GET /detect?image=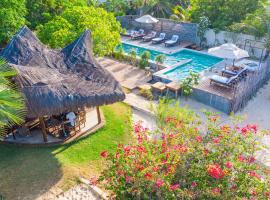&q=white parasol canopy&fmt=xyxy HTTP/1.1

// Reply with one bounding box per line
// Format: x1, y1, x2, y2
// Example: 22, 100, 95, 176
135, 15, 159, 24
208, 43, 249, 60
